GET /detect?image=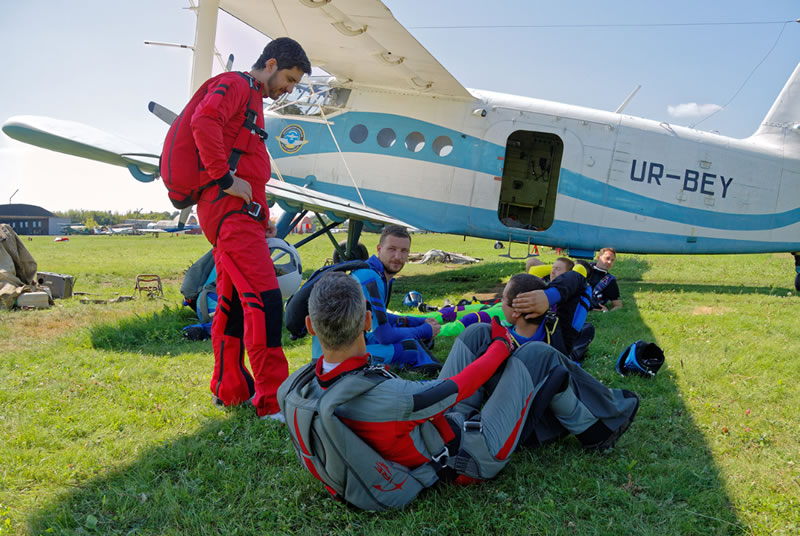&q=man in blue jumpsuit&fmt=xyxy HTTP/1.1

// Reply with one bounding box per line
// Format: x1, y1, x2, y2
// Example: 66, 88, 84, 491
312, 225, 442, 373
